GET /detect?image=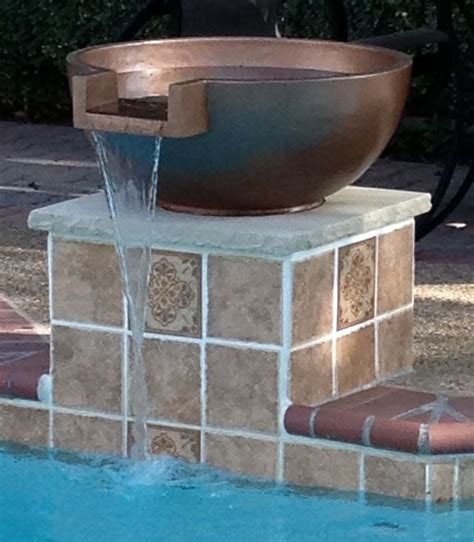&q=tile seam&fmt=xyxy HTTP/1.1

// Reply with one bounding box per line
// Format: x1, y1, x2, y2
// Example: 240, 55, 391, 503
121, 294, 129, 457
374, 234, 380, 378
200, 252, 209, 463
47, 234, 54, 448
453, 458, 460, 502
277, 257, 293, 481
205, 426, 279, 442
425, 463, 432, 506
291, 303, 414, 352
52, 406, 123, 421
331, 248, 339, 396
290, 219, 413, 263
